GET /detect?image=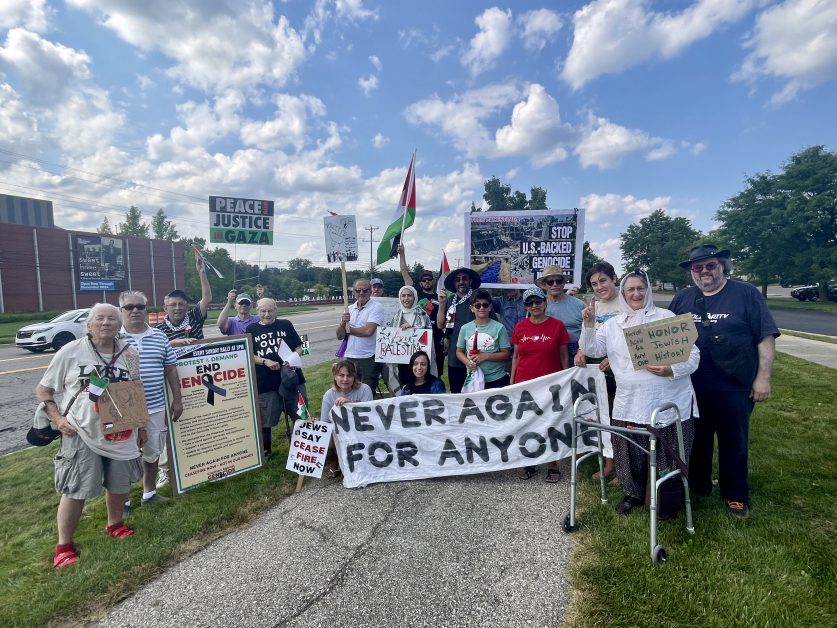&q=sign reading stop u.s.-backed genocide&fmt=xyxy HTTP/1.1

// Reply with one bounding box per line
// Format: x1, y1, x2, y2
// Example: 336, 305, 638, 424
622, 314, 698, 370
166, 335, 263, 495
331, 368, 606, 488
286, 420, 333, 478
209, 195, 274, 245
